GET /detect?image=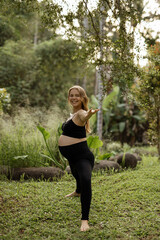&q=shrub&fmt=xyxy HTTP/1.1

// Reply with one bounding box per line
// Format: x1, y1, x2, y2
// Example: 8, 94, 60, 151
0, 106, 64, 168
